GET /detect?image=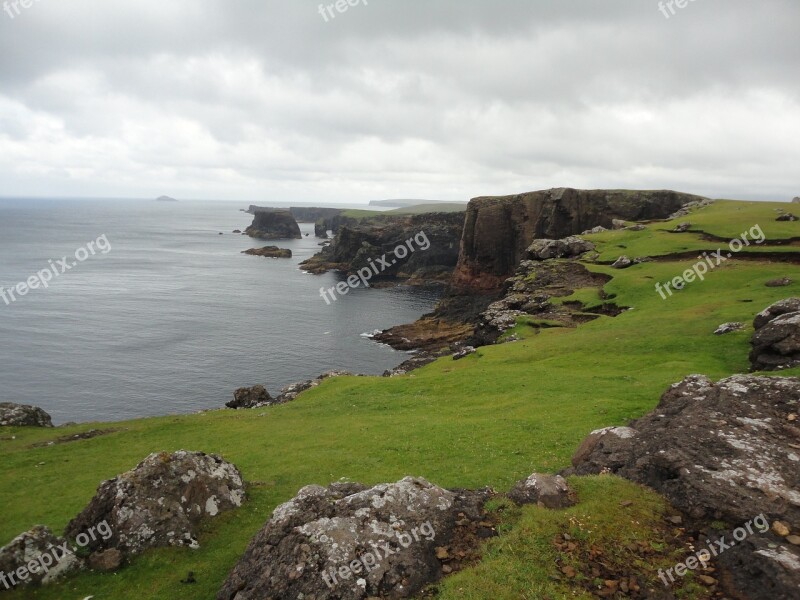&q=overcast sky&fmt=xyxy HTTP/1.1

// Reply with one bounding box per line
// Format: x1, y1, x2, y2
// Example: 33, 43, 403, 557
0, 1, 798, 204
